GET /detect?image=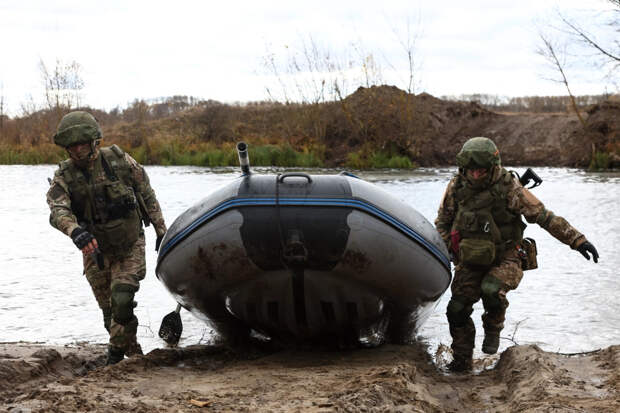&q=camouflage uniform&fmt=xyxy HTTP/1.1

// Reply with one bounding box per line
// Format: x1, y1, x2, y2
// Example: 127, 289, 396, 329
435, 137, 597, 370
47, 144, 166, 359
436, 166, 586, 360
